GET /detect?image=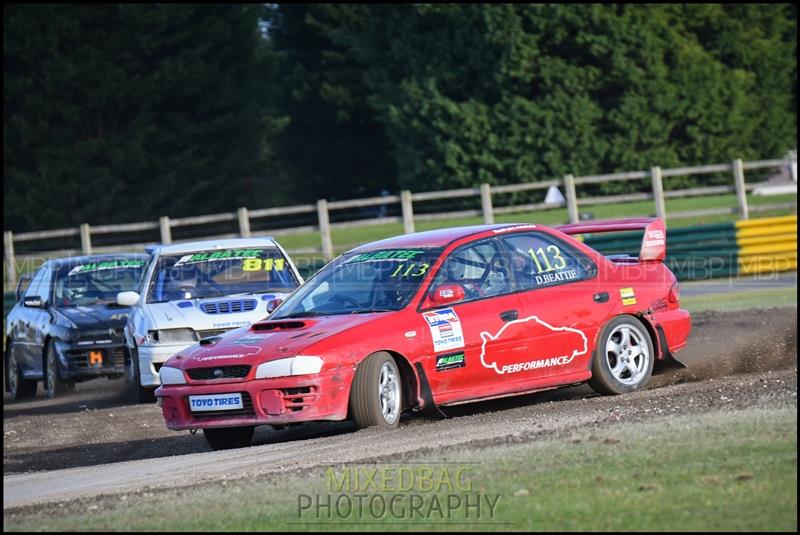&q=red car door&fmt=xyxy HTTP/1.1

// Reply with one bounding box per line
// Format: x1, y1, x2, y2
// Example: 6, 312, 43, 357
496, 231, 614, 383
417, 238, 529, 405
